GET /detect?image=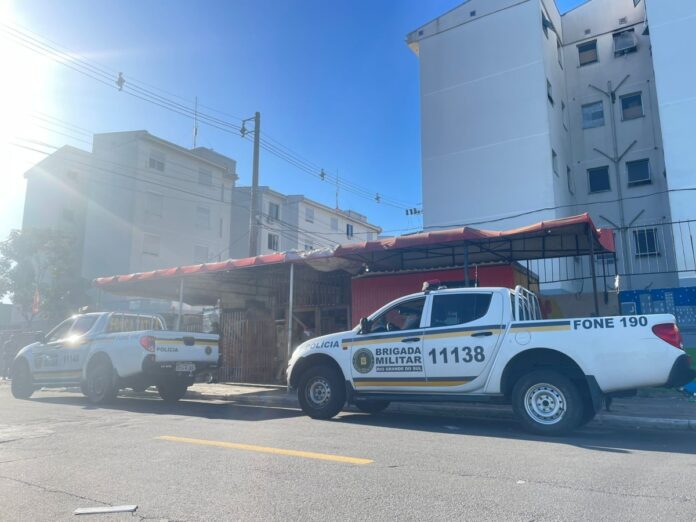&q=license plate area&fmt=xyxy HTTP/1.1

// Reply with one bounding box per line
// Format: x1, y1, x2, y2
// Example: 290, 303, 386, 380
175, 362, 196, 373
